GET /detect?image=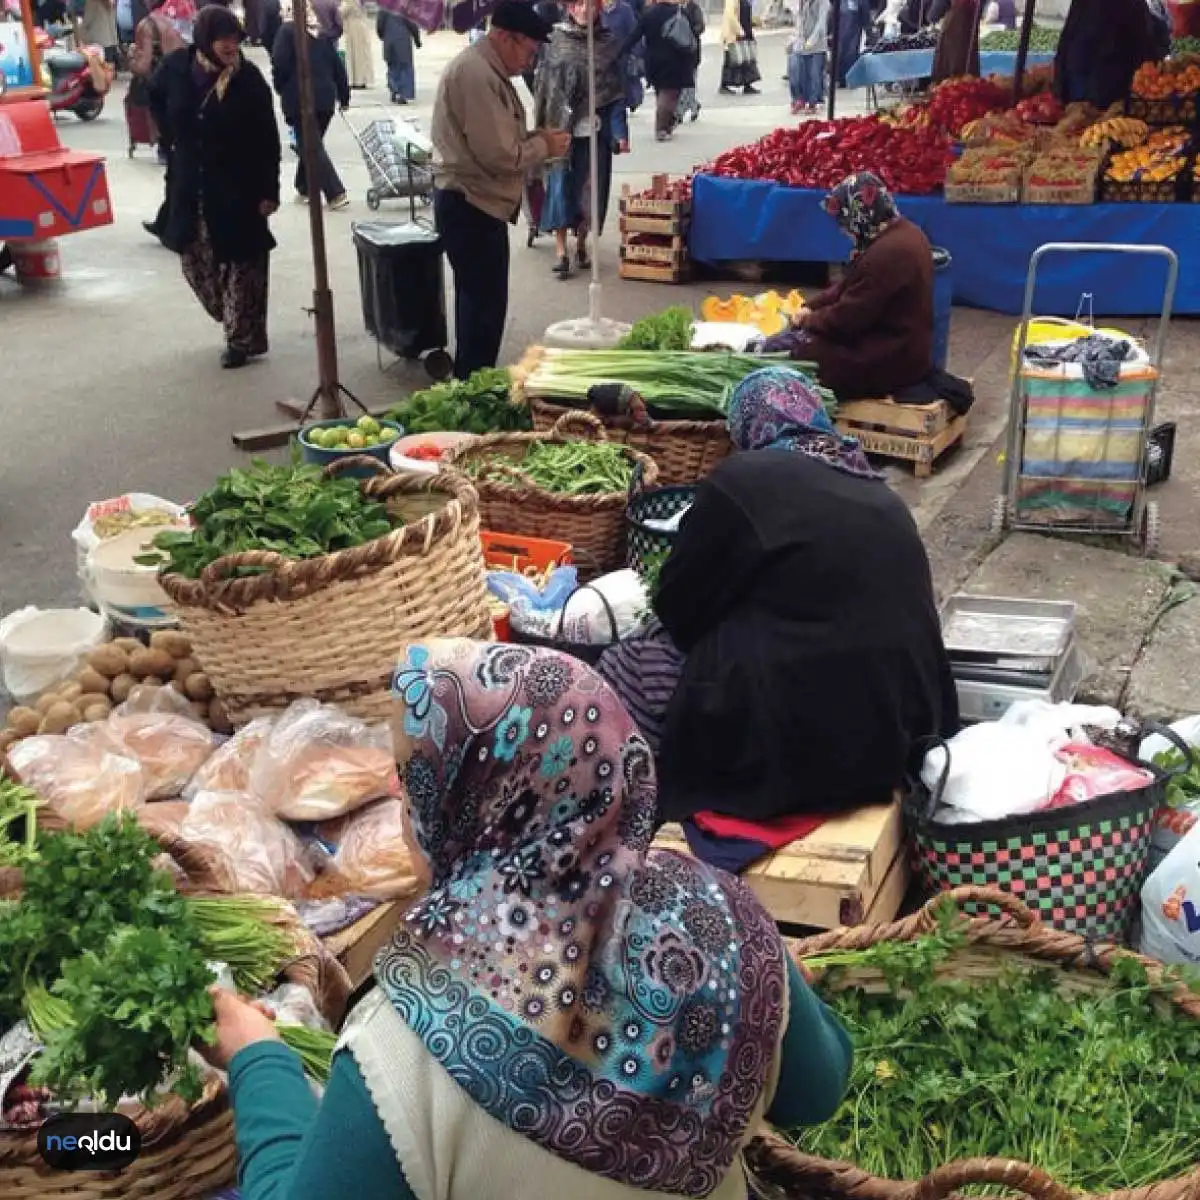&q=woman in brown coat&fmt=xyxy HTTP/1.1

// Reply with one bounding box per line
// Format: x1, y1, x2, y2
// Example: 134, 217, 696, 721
762, 172, 934, 400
